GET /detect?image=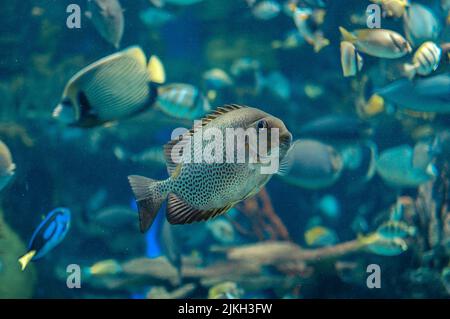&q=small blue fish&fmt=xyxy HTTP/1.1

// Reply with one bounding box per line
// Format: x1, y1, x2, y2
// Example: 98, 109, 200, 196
18, 208, 71, 271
